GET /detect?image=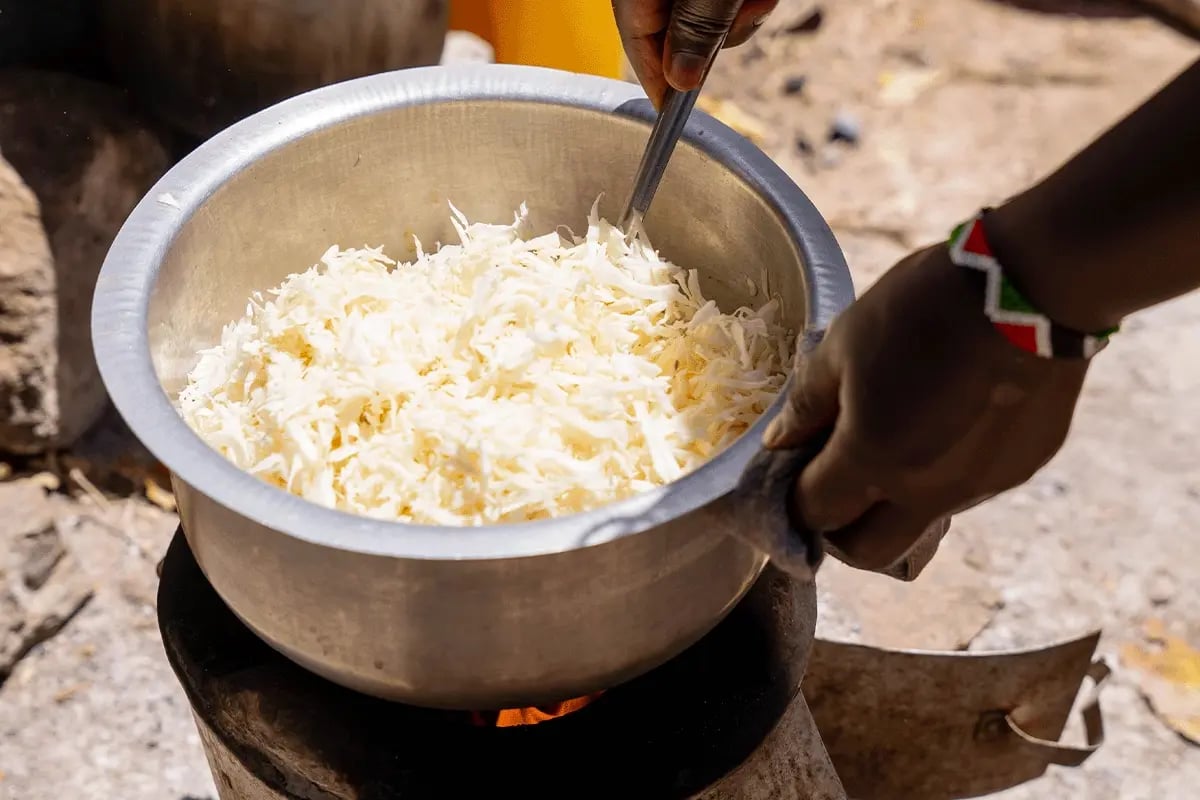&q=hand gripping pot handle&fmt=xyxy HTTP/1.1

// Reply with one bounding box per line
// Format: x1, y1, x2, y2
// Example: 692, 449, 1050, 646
720, 438, 831, 581
715, 328, 951, 583
708, 328, 829, 583
721, 449, 952, 584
